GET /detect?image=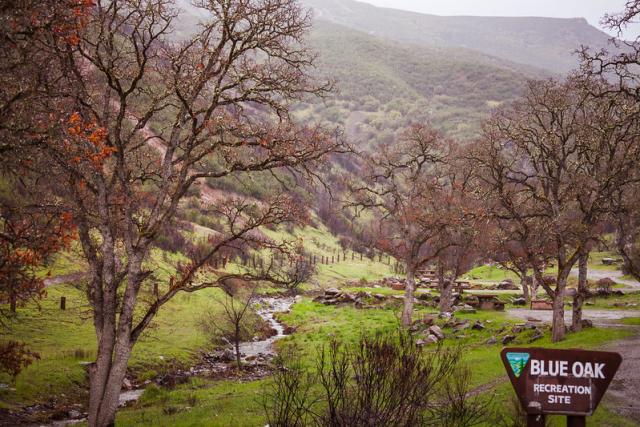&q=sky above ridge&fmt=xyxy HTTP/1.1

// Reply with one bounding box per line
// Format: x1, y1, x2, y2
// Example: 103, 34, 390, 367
358, 0, 640, 39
